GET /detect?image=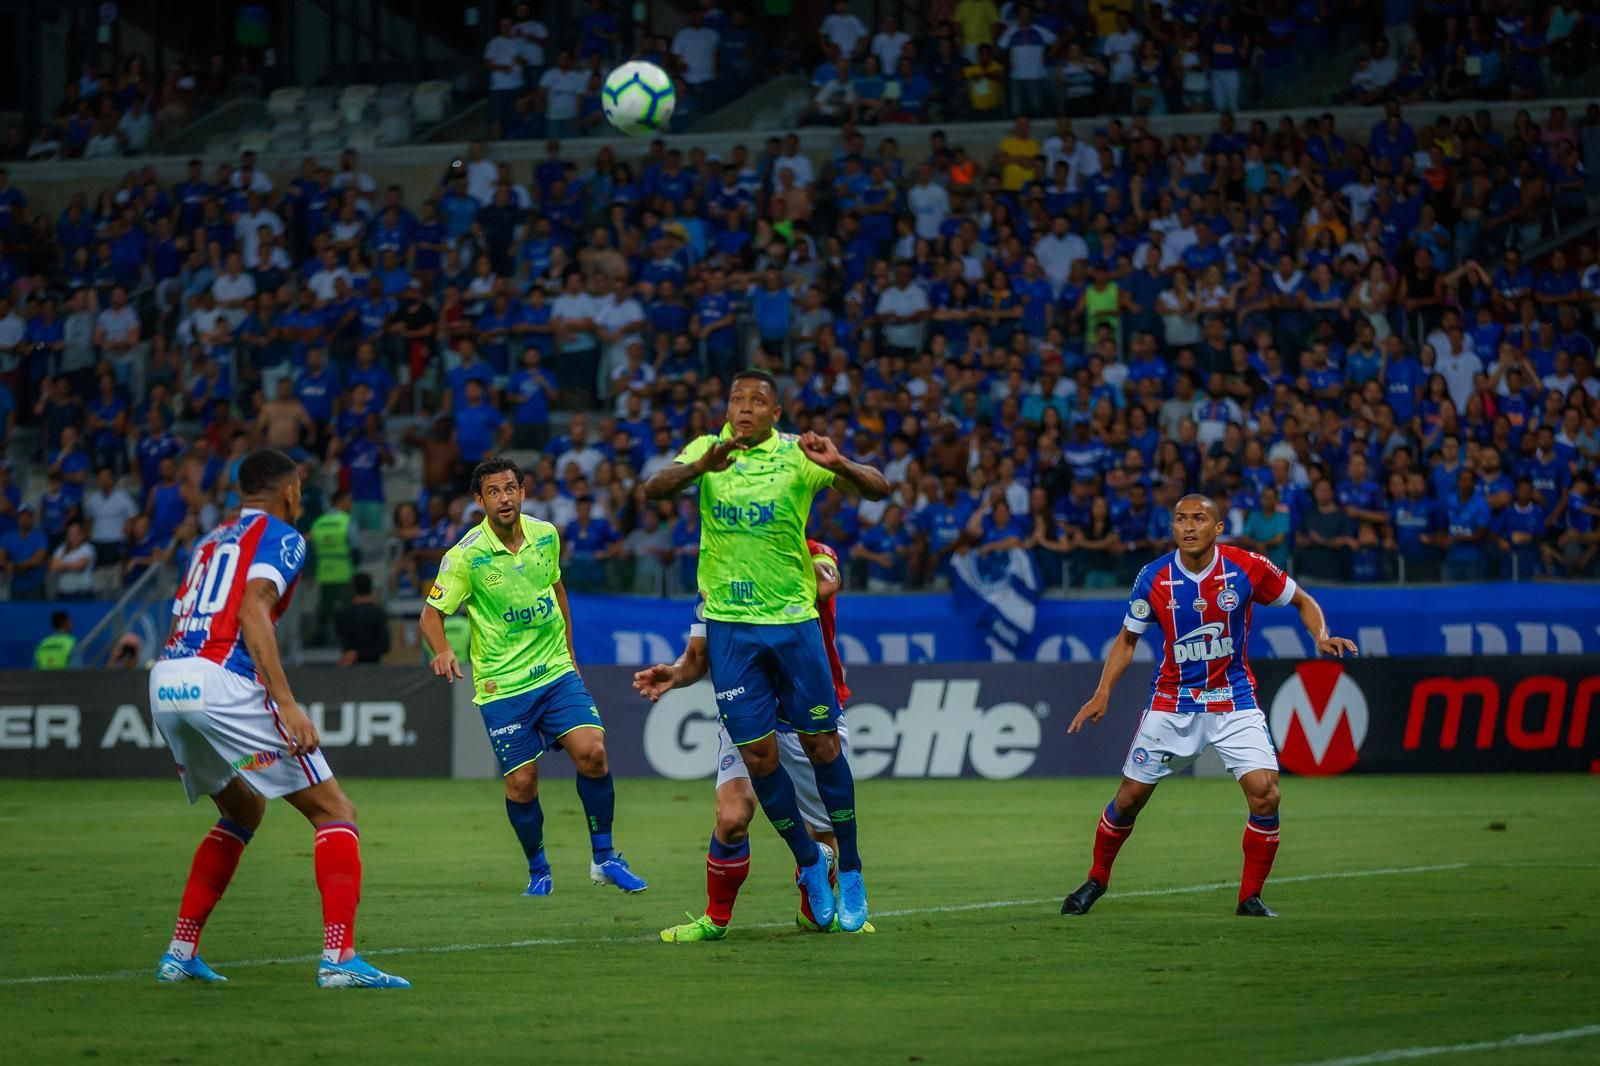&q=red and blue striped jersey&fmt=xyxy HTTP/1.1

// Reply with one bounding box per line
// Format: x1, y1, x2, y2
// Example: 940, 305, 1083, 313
1121, 544, 1297, 713
162, 509, 307, 680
